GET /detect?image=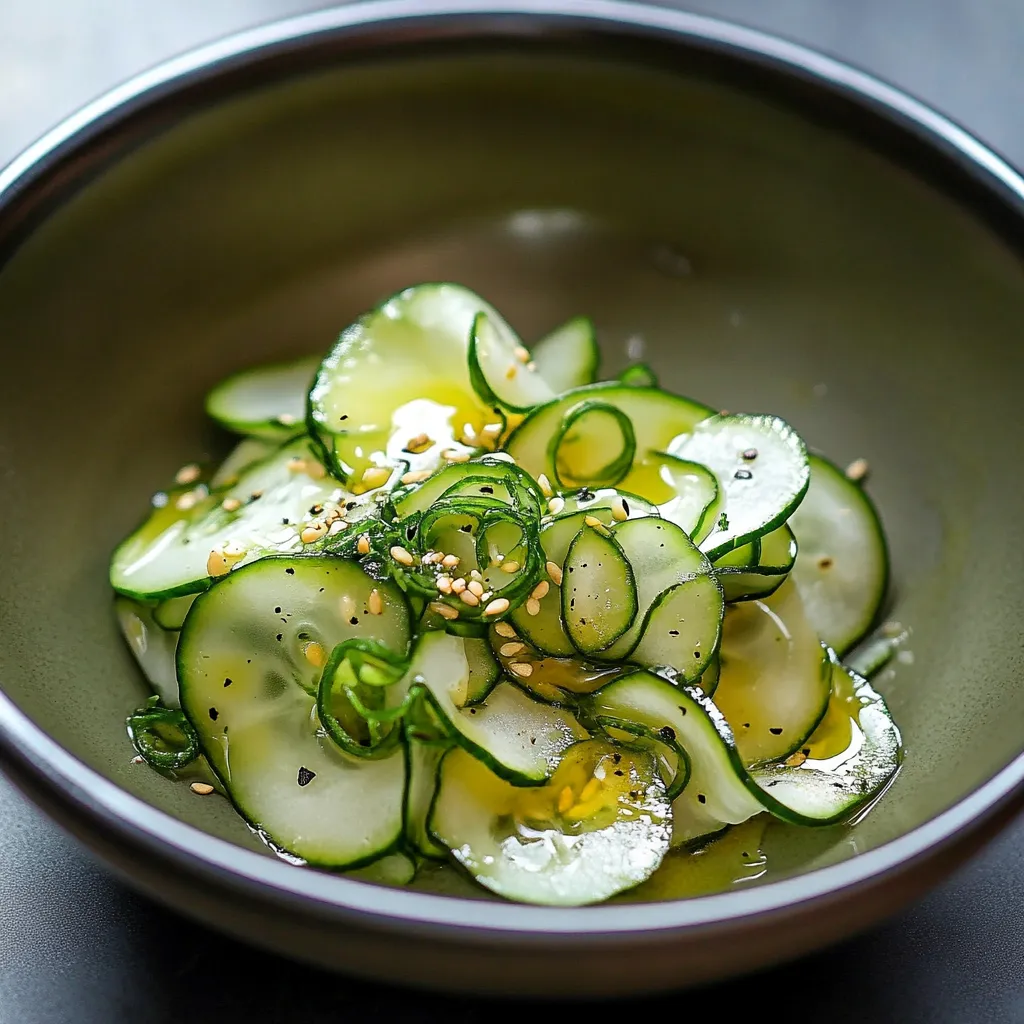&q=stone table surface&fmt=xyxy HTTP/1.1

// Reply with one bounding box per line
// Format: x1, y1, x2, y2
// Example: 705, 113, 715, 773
1, 2, 1023, 1021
